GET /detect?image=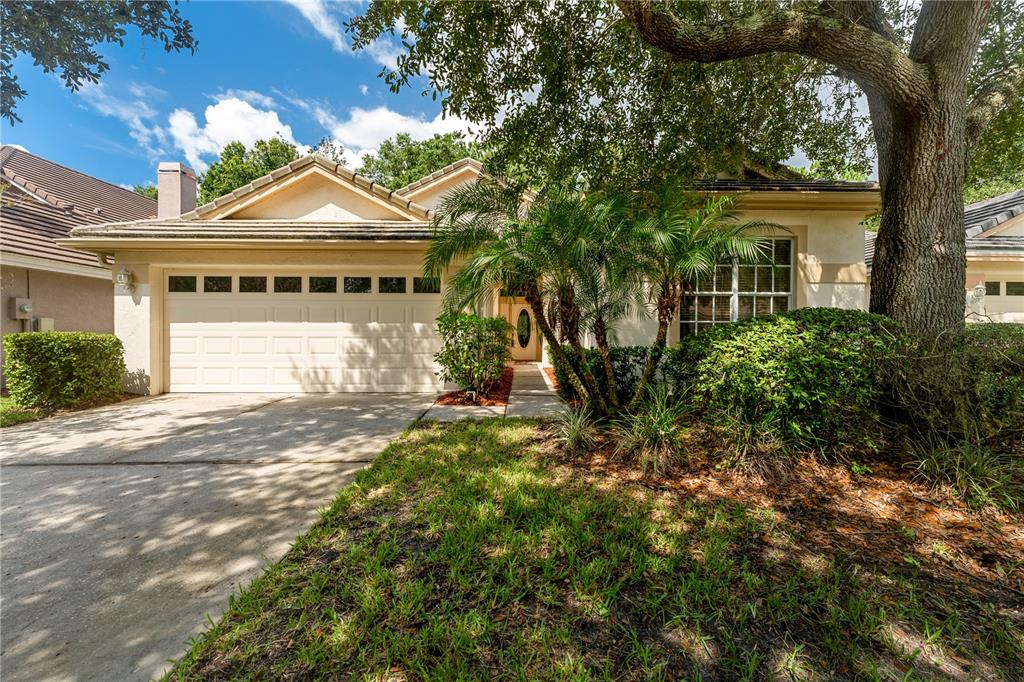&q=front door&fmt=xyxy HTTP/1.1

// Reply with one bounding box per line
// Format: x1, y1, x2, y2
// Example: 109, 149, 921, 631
501, 296, 541, 361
